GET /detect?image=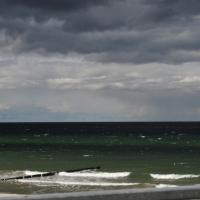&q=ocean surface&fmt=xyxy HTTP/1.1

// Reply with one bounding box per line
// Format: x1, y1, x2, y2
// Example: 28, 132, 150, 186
0, 122, 200, 194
